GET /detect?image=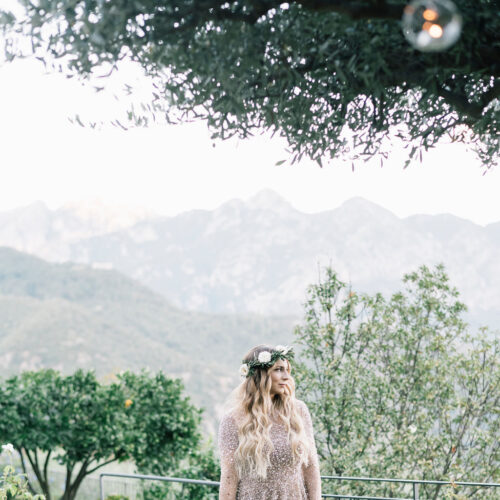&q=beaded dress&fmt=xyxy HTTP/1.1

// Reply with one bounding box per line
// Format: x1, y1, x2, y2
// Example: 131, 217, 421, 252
218, 399, 321, 500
